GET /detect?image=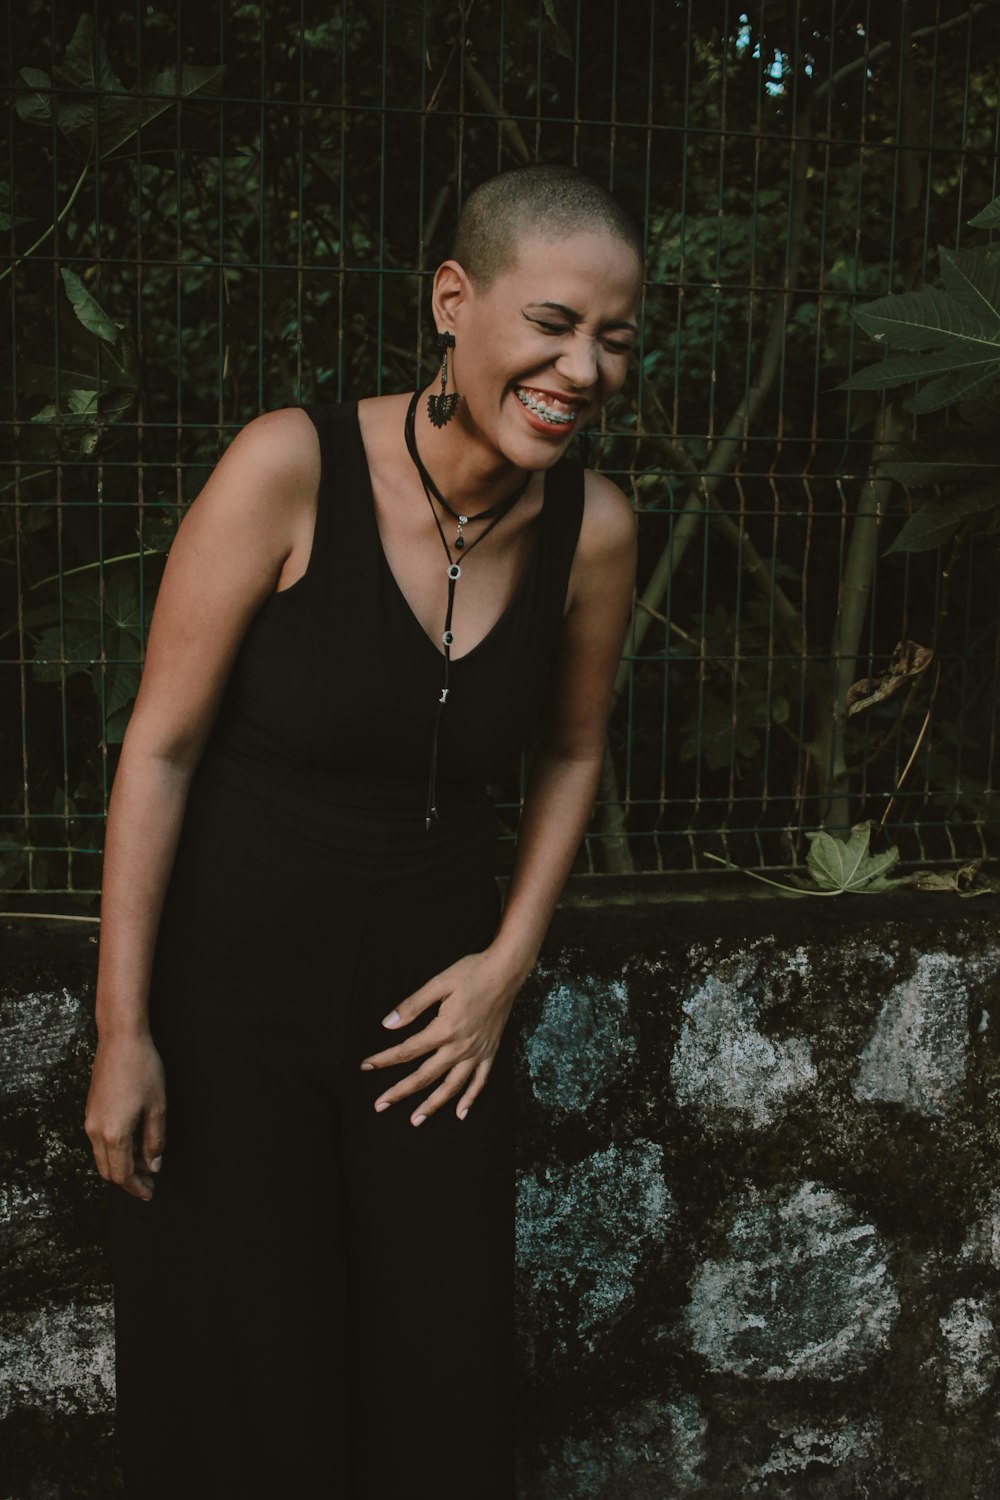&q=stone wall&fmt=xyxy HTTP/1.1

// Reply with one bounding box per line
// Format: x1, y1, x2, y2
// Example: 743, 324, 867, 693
4, 894, 1000, 1498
